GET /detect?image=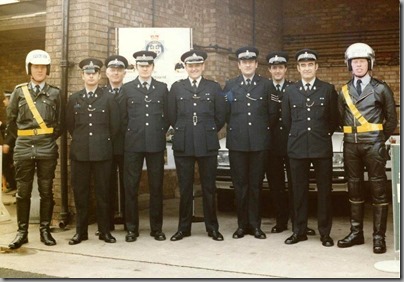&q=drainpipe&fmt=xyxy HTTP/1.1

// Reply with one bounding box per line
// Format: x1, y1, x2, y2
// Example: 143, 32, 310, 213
252, 0, 256, 46
59, 0, 71, 229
